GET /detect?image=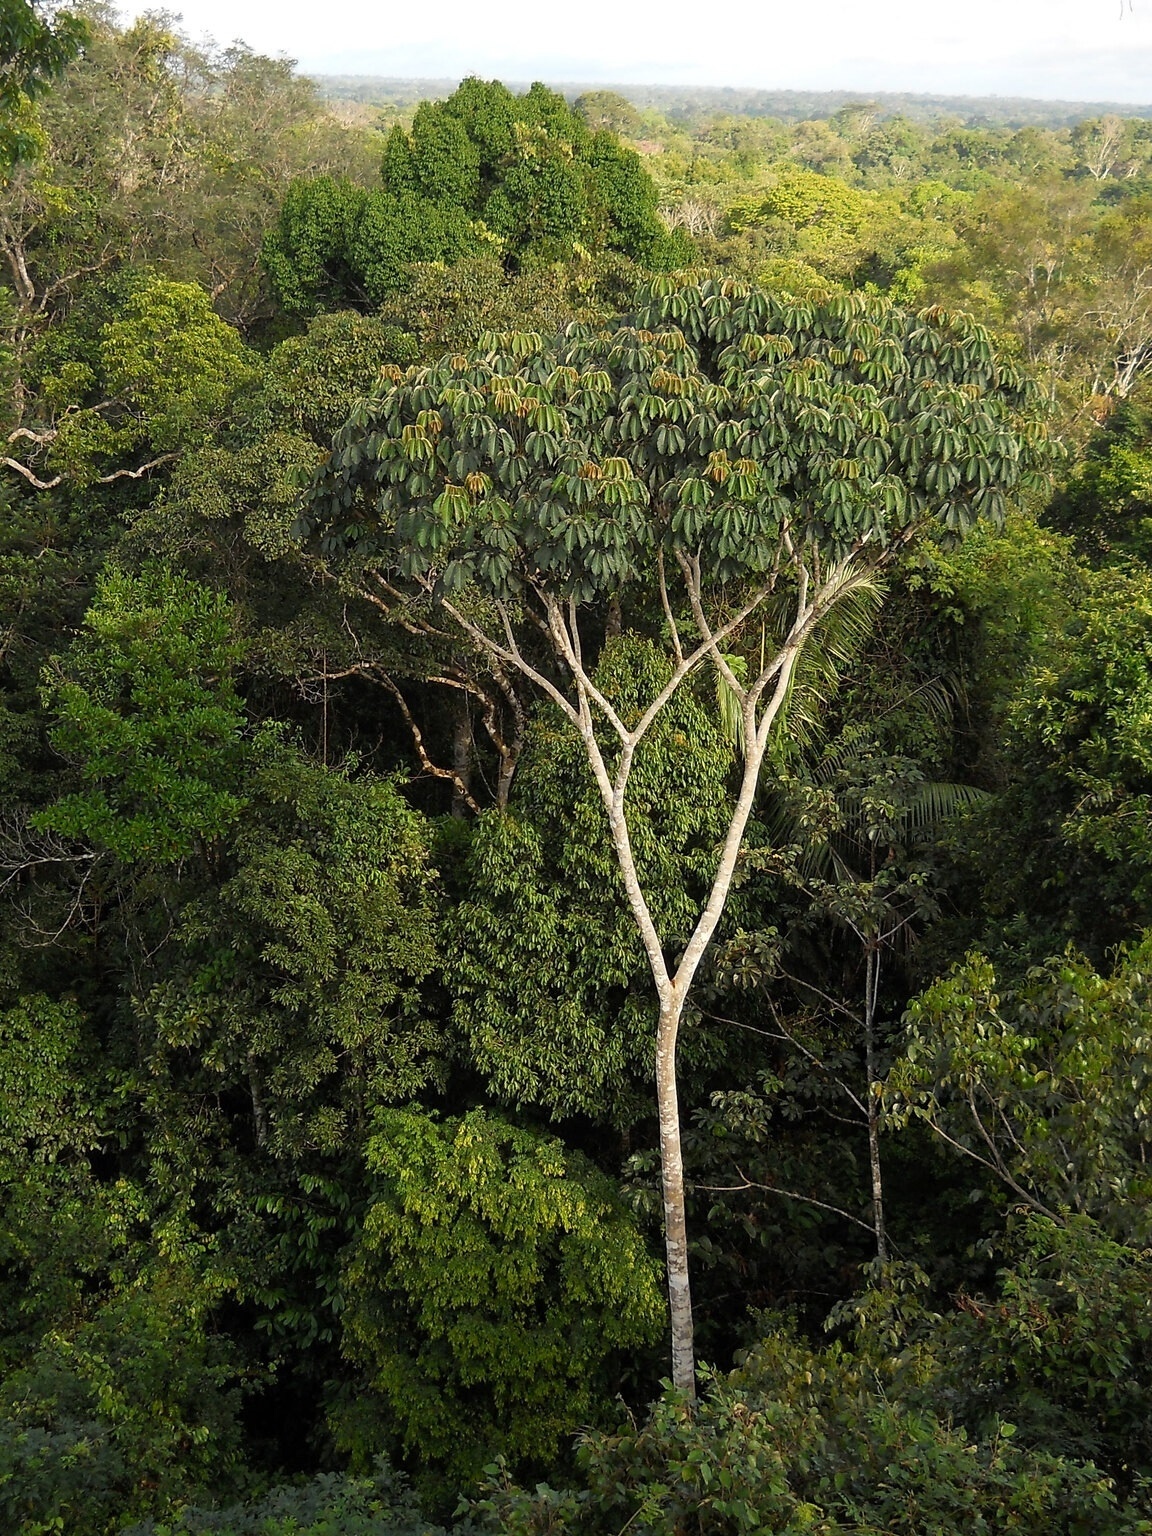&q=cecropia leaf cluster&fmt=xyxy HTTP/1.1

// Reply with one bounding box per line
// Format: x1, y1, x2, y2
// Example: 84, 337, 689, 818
302, 276, 1049, 599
